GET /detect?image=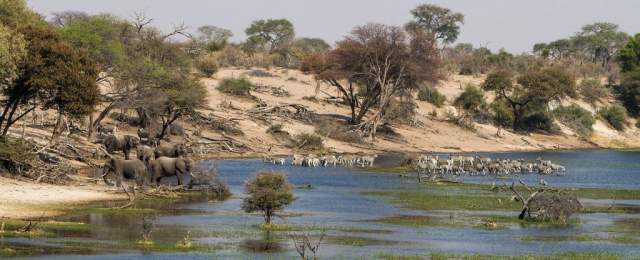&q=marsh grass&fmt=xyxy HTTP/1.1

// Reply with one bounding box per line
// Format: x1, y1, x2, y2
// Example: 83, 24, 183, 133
328, 236, 398, 247
373, 215, 465, 228
363, 190, 520, 211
